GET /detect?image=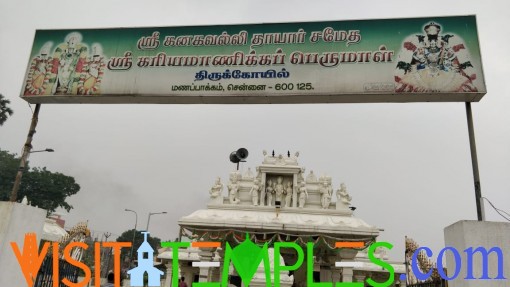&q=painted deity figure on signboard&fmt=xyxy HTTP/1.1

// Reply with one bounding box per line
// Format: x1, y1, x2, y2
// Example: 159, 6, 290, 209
24, 42, 53, 95
395, 22, 480, 93
77, 44, 105, 95
23, 32, 107, 97
50, 32, 88, 94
